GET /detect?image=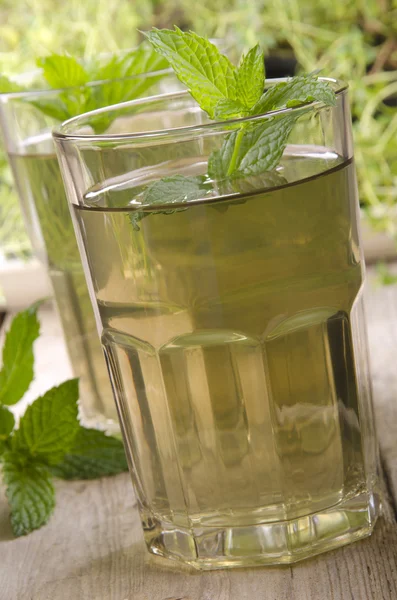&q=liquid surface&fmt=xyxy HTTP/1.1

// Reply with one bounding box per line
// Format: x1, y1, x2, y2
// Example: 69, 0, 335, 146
75, 152, 373, 528
8, 151, 117, 428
